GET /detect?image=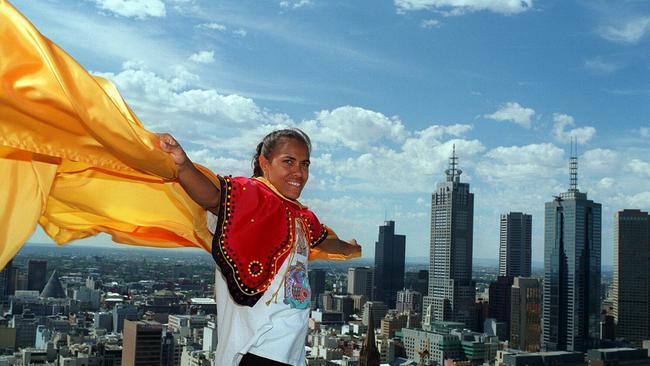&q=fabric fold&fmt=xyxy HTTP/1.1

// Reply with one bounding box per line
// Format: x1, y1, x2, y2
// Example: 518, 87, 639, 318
0, 0, 354, 271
